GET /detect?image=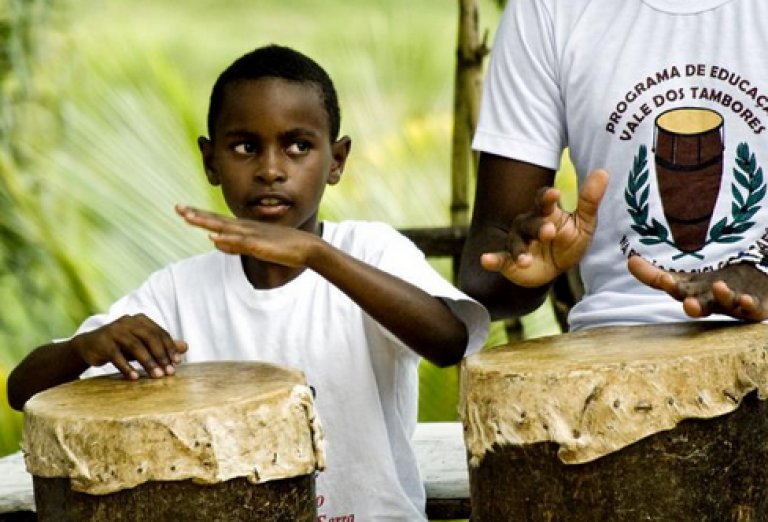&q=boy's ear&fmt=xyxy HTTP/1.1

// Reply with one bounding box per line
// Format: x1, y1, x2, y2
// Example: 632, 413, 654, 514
328, 136, 352, 185
198, 136, 220, 186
